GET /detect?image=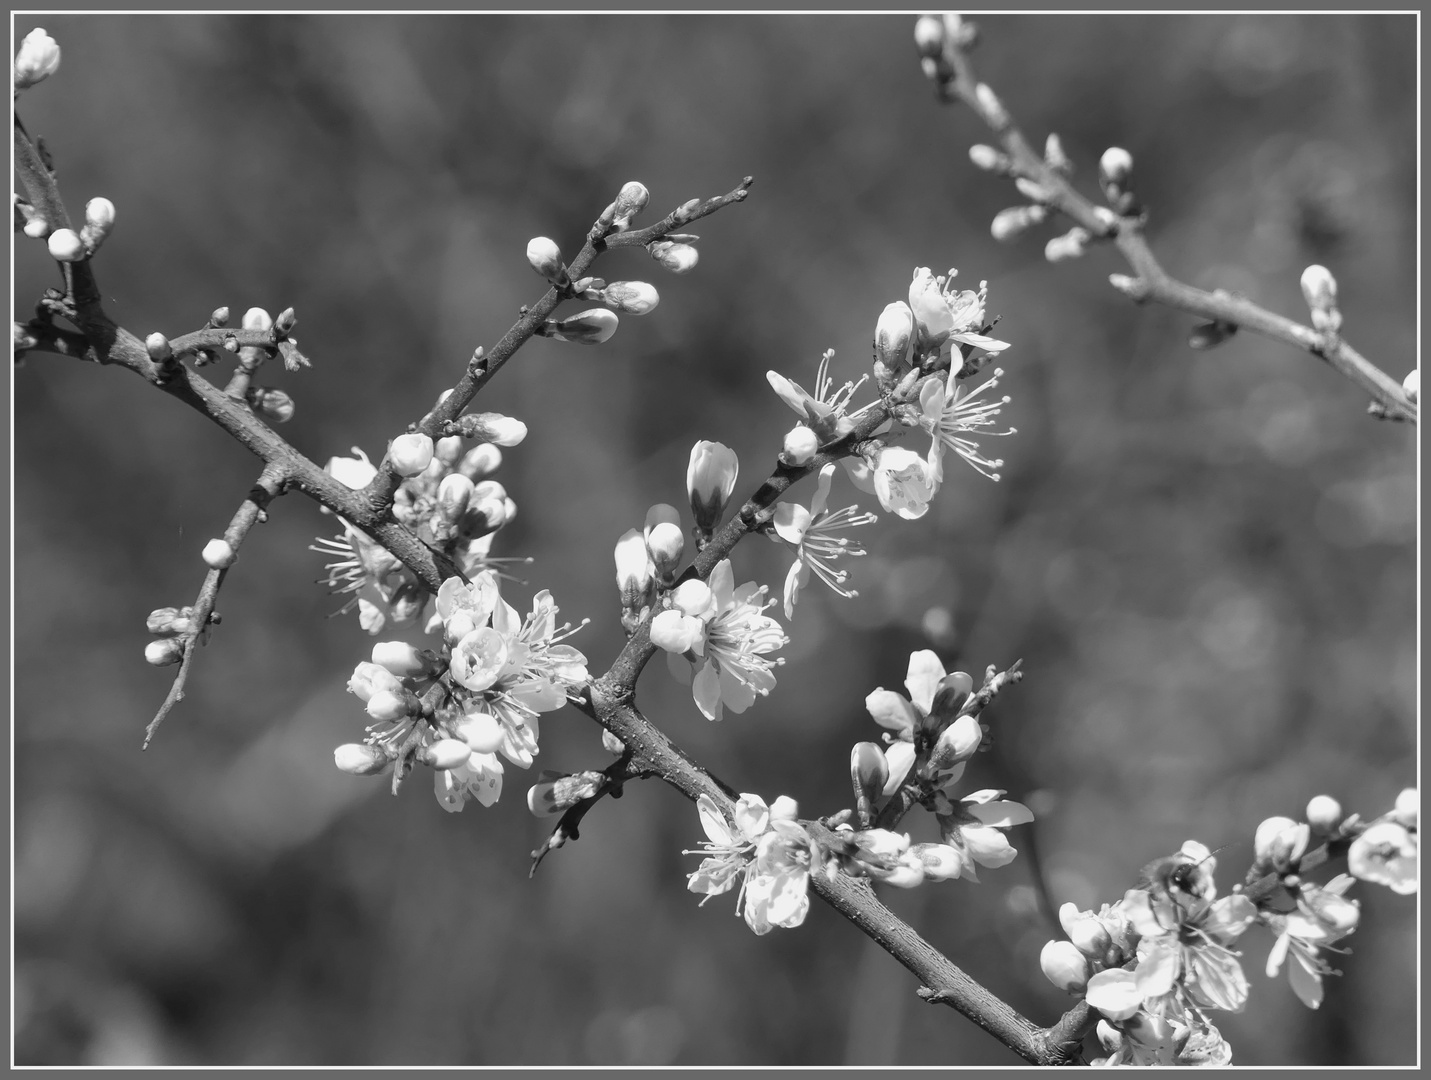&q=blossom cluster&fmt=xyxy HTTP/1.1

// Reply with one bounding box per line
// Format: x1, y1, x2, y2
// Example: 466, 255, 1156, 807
1039, 788, 1417, 1065
313, 422, 525, 635
334, 569, 589, 813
